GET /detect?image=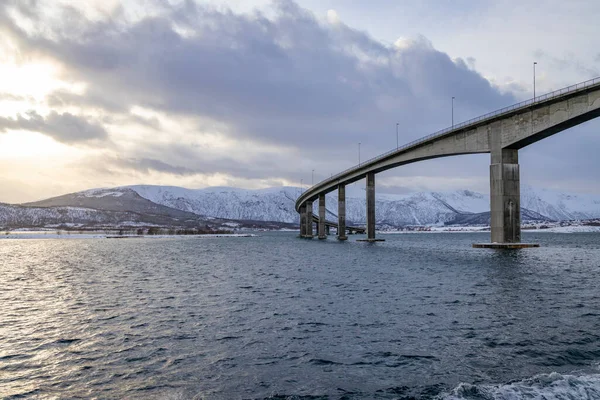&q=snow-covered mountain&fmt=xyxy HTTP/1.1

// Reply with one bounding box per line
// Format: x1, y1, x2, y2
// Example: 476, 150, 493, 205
127, 184, 484, 225
521, 187, 600, 221
25, 188, 202, 220
3, 184, 599, 230
124, 184, 600, 226
129, 185, 301, 223
0, 187, 298, 230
